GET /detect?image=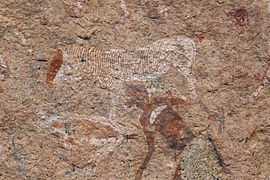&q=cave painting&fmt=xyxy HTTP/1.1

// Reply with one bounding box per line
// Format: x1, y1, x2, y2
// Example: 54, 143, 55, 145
125, 85, 195, 179
47, 36, 198, 119
45, 36, 219, 179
